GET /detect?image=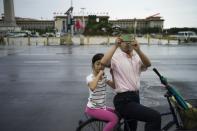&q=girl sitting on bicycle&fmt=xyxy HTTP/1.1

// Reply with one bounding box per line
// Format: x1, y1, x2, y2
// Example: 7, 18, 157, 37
85, 53, 118, 131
